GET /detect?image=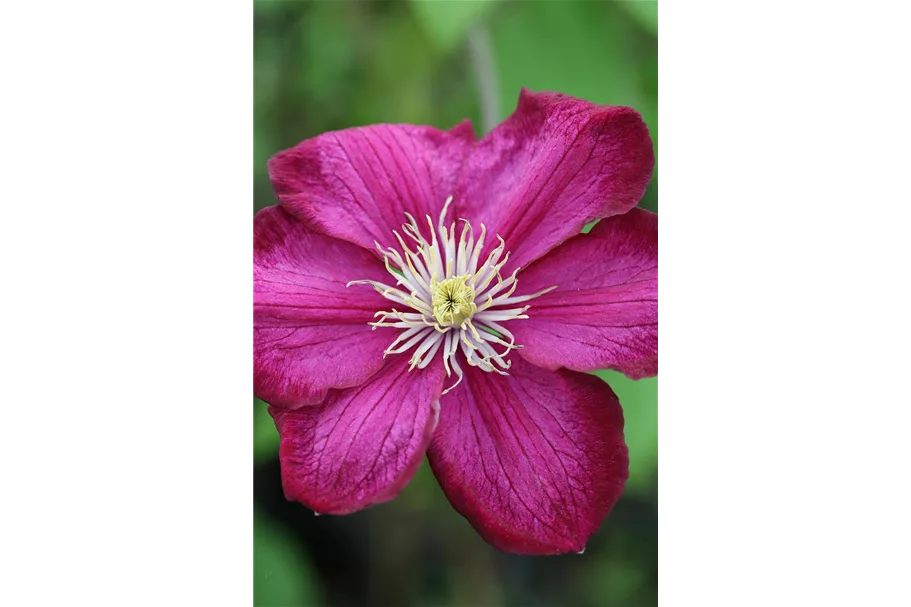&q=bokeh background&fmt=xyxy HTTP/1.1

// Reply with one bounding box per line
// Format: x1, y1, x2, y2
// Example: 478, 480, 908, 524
254, 1, 657, 605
